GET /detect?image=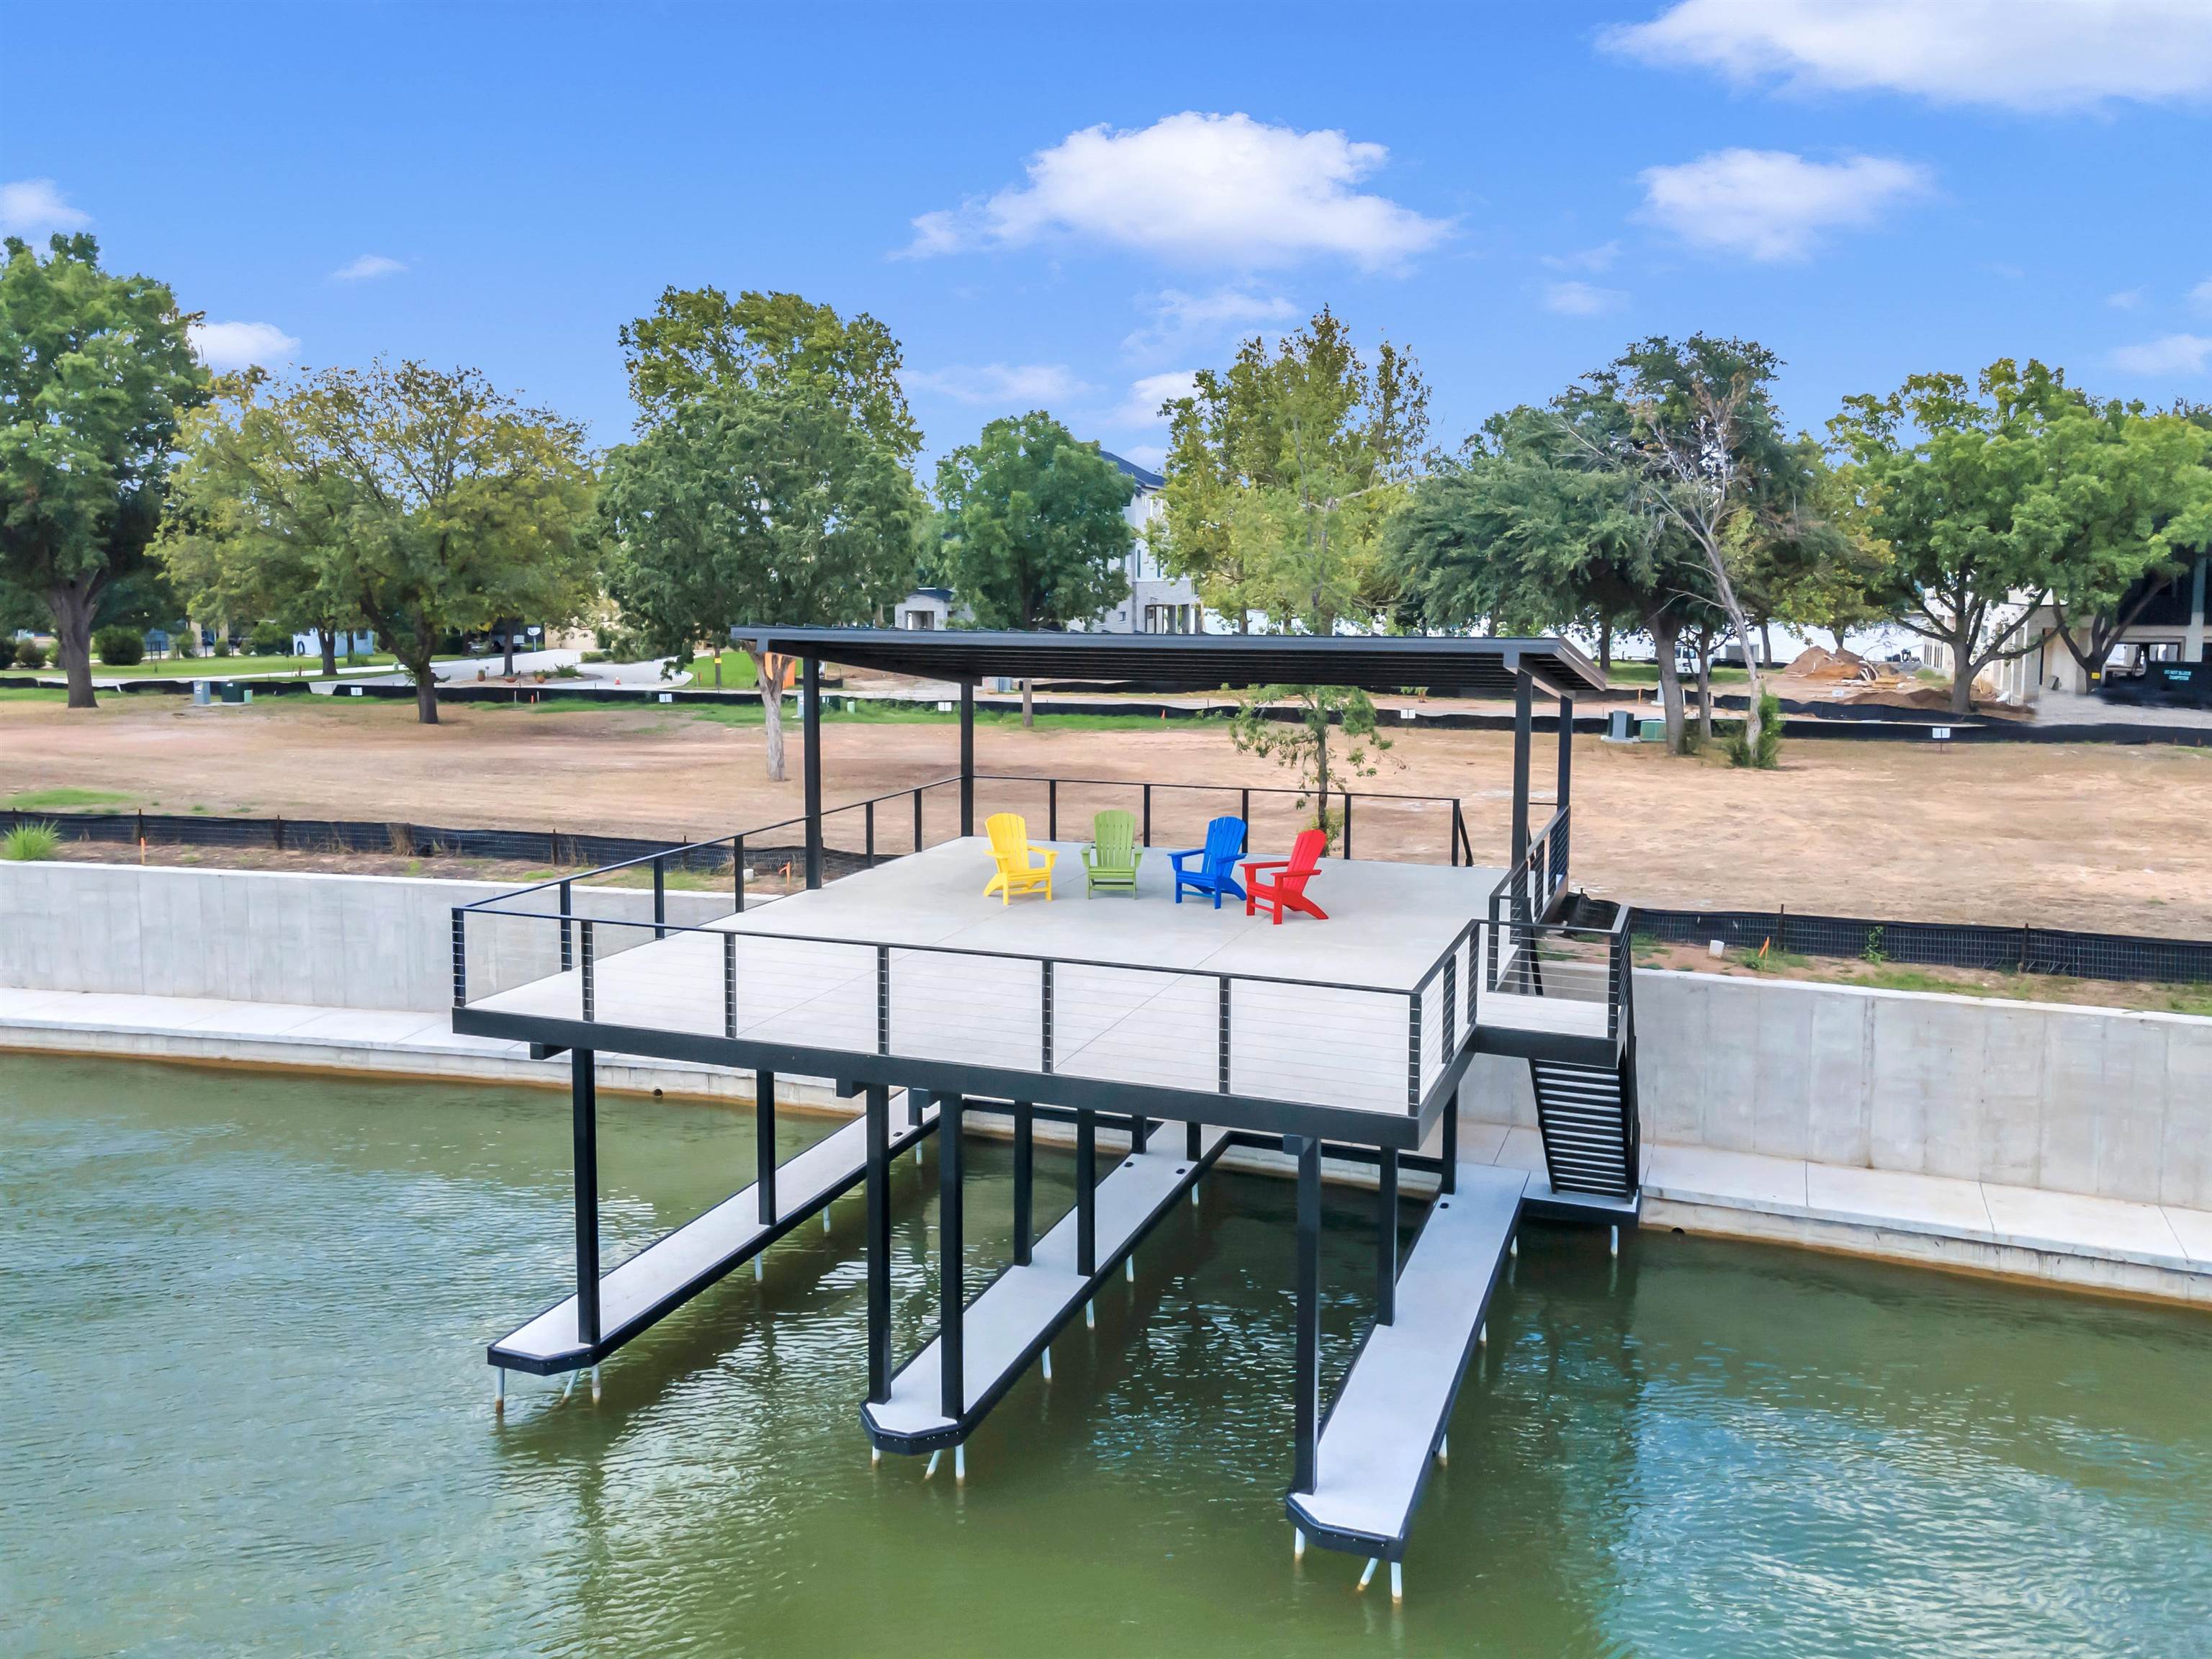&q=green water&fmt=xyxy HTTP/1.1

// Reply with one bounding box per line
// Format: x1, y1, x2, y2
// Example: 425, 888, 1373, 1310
5, 1055, 2208, 1657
